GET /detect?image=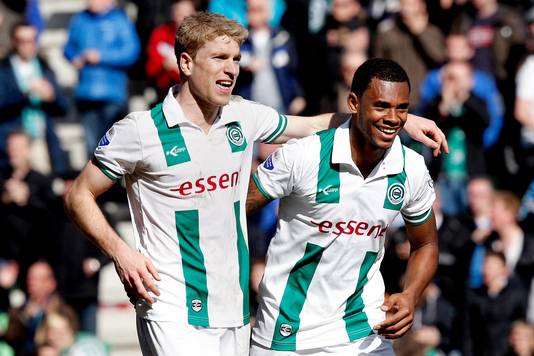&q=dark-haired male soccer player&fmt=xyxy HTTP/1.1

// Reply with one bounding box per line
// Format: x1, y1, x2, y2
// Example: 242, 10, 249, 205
248, 58, 438, 355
